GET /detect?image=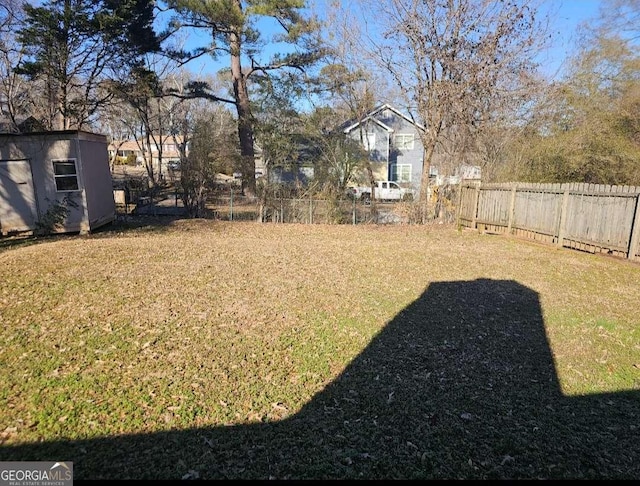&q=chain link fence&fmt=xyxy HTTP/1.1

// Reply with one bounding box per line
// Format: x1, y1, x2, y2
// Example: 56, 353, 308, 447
206, 184, 461, 225
113, 171, 462, 225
